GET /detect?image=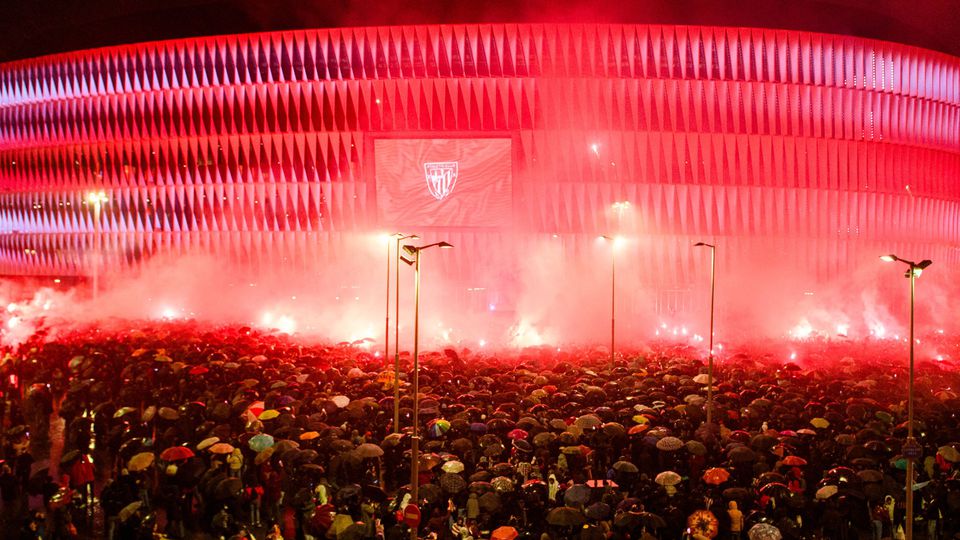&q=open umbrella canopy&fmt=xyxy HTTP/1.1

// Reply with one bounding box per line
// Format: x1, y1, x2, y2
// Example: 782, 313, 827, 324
614, 511, 666, 530
209, 443, 235, 454
563, 484, 592, 506
440, 473, 467, 493
782, 455, 807, 467
248, 433, 275, 452
703, 467, 730, 485
197, 436, 219, 450
491, 526, 519, 540
128, 452, 155, 472
655, 470, 682, 486
507, 428, 529, 440
656, 436, 684, 451
816, 485, 839, 499
427, 419, 451, 438
160, 446, 195, 462
491, 476, 515, 492
575, 414, 602, 429
442, 460, 465, 473
258, 409, 280, 421
584, 502, 611, 520
119, 501, 143, 522
546, 506, 586, 527
938, 445, 960, 463
748, 522, 783, 540
255, 447, 275, 465
478, 491, 502, 512
356, 443, 384, 458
